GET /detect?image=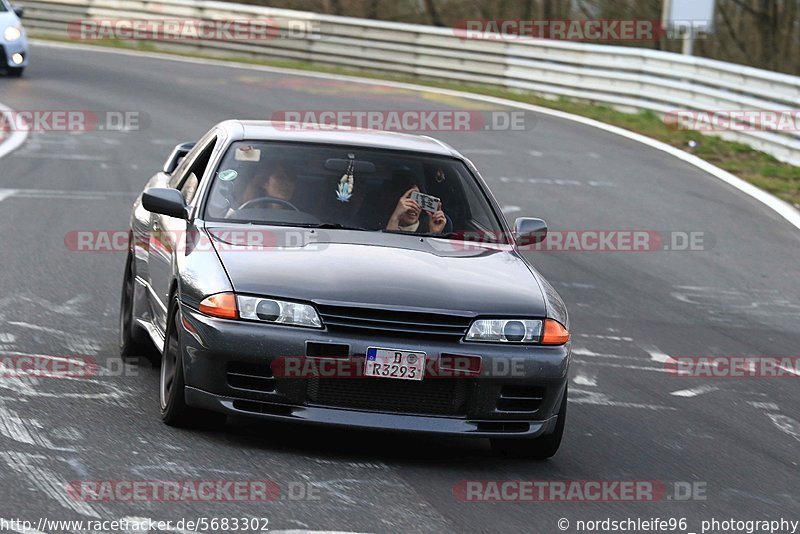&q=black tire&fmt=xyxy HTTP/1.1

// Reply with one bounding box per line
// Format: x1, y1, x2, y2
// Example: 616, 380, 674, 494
119, 250, 158, 364
160, 297, 226, 428
7, 67, 24, 77
491, 386, 567, 460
